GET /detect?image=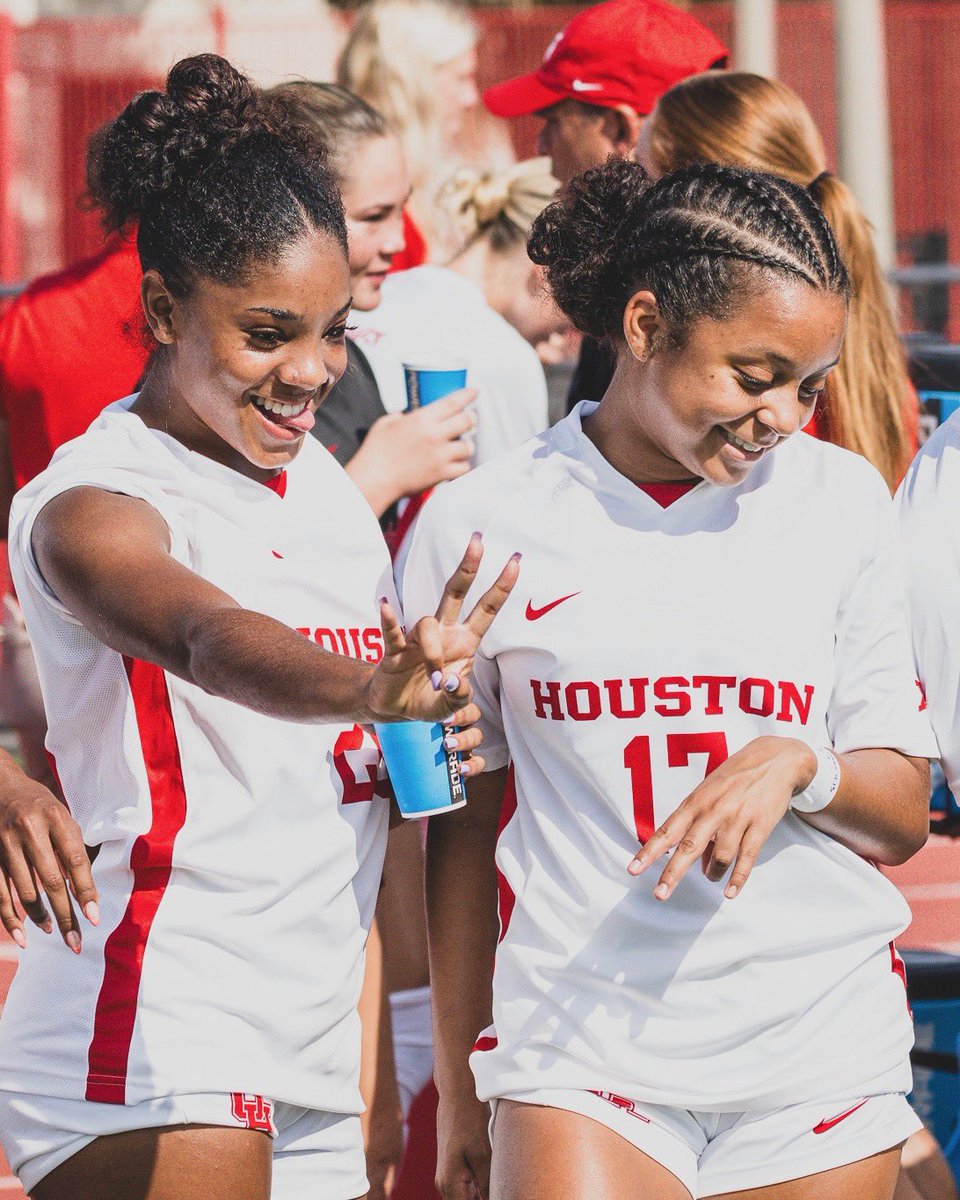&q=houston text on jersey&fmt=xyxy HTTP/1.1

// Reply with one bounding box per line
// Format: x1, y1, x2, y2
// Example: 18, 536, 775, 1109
529, 674, 815, 724
296, 626, 384, 662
